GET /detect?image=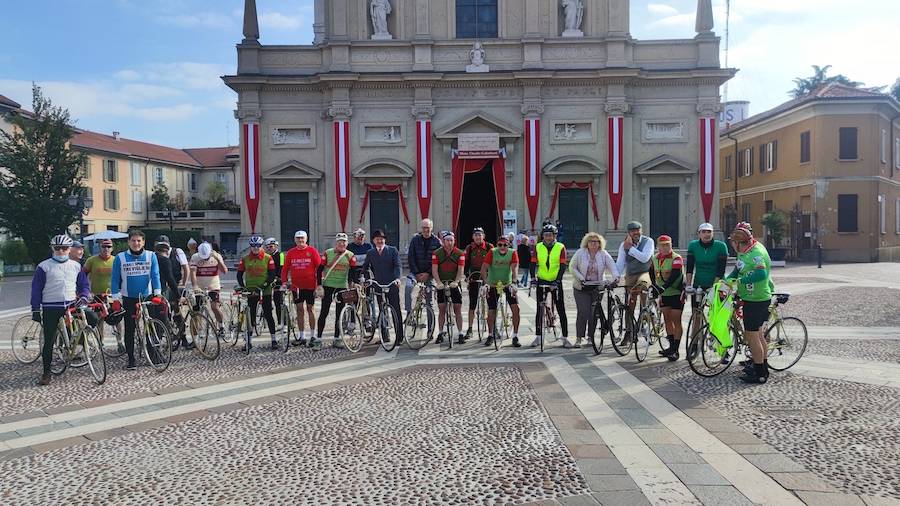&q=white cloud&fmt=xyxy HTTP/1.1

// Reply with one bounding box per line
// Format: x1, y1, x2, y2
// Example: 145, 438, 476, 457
647, 4, 679, 16
259, 11, 304, 31
648, 13, 694, 30
133, 103, 203, 121
163, 12, 234, 29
